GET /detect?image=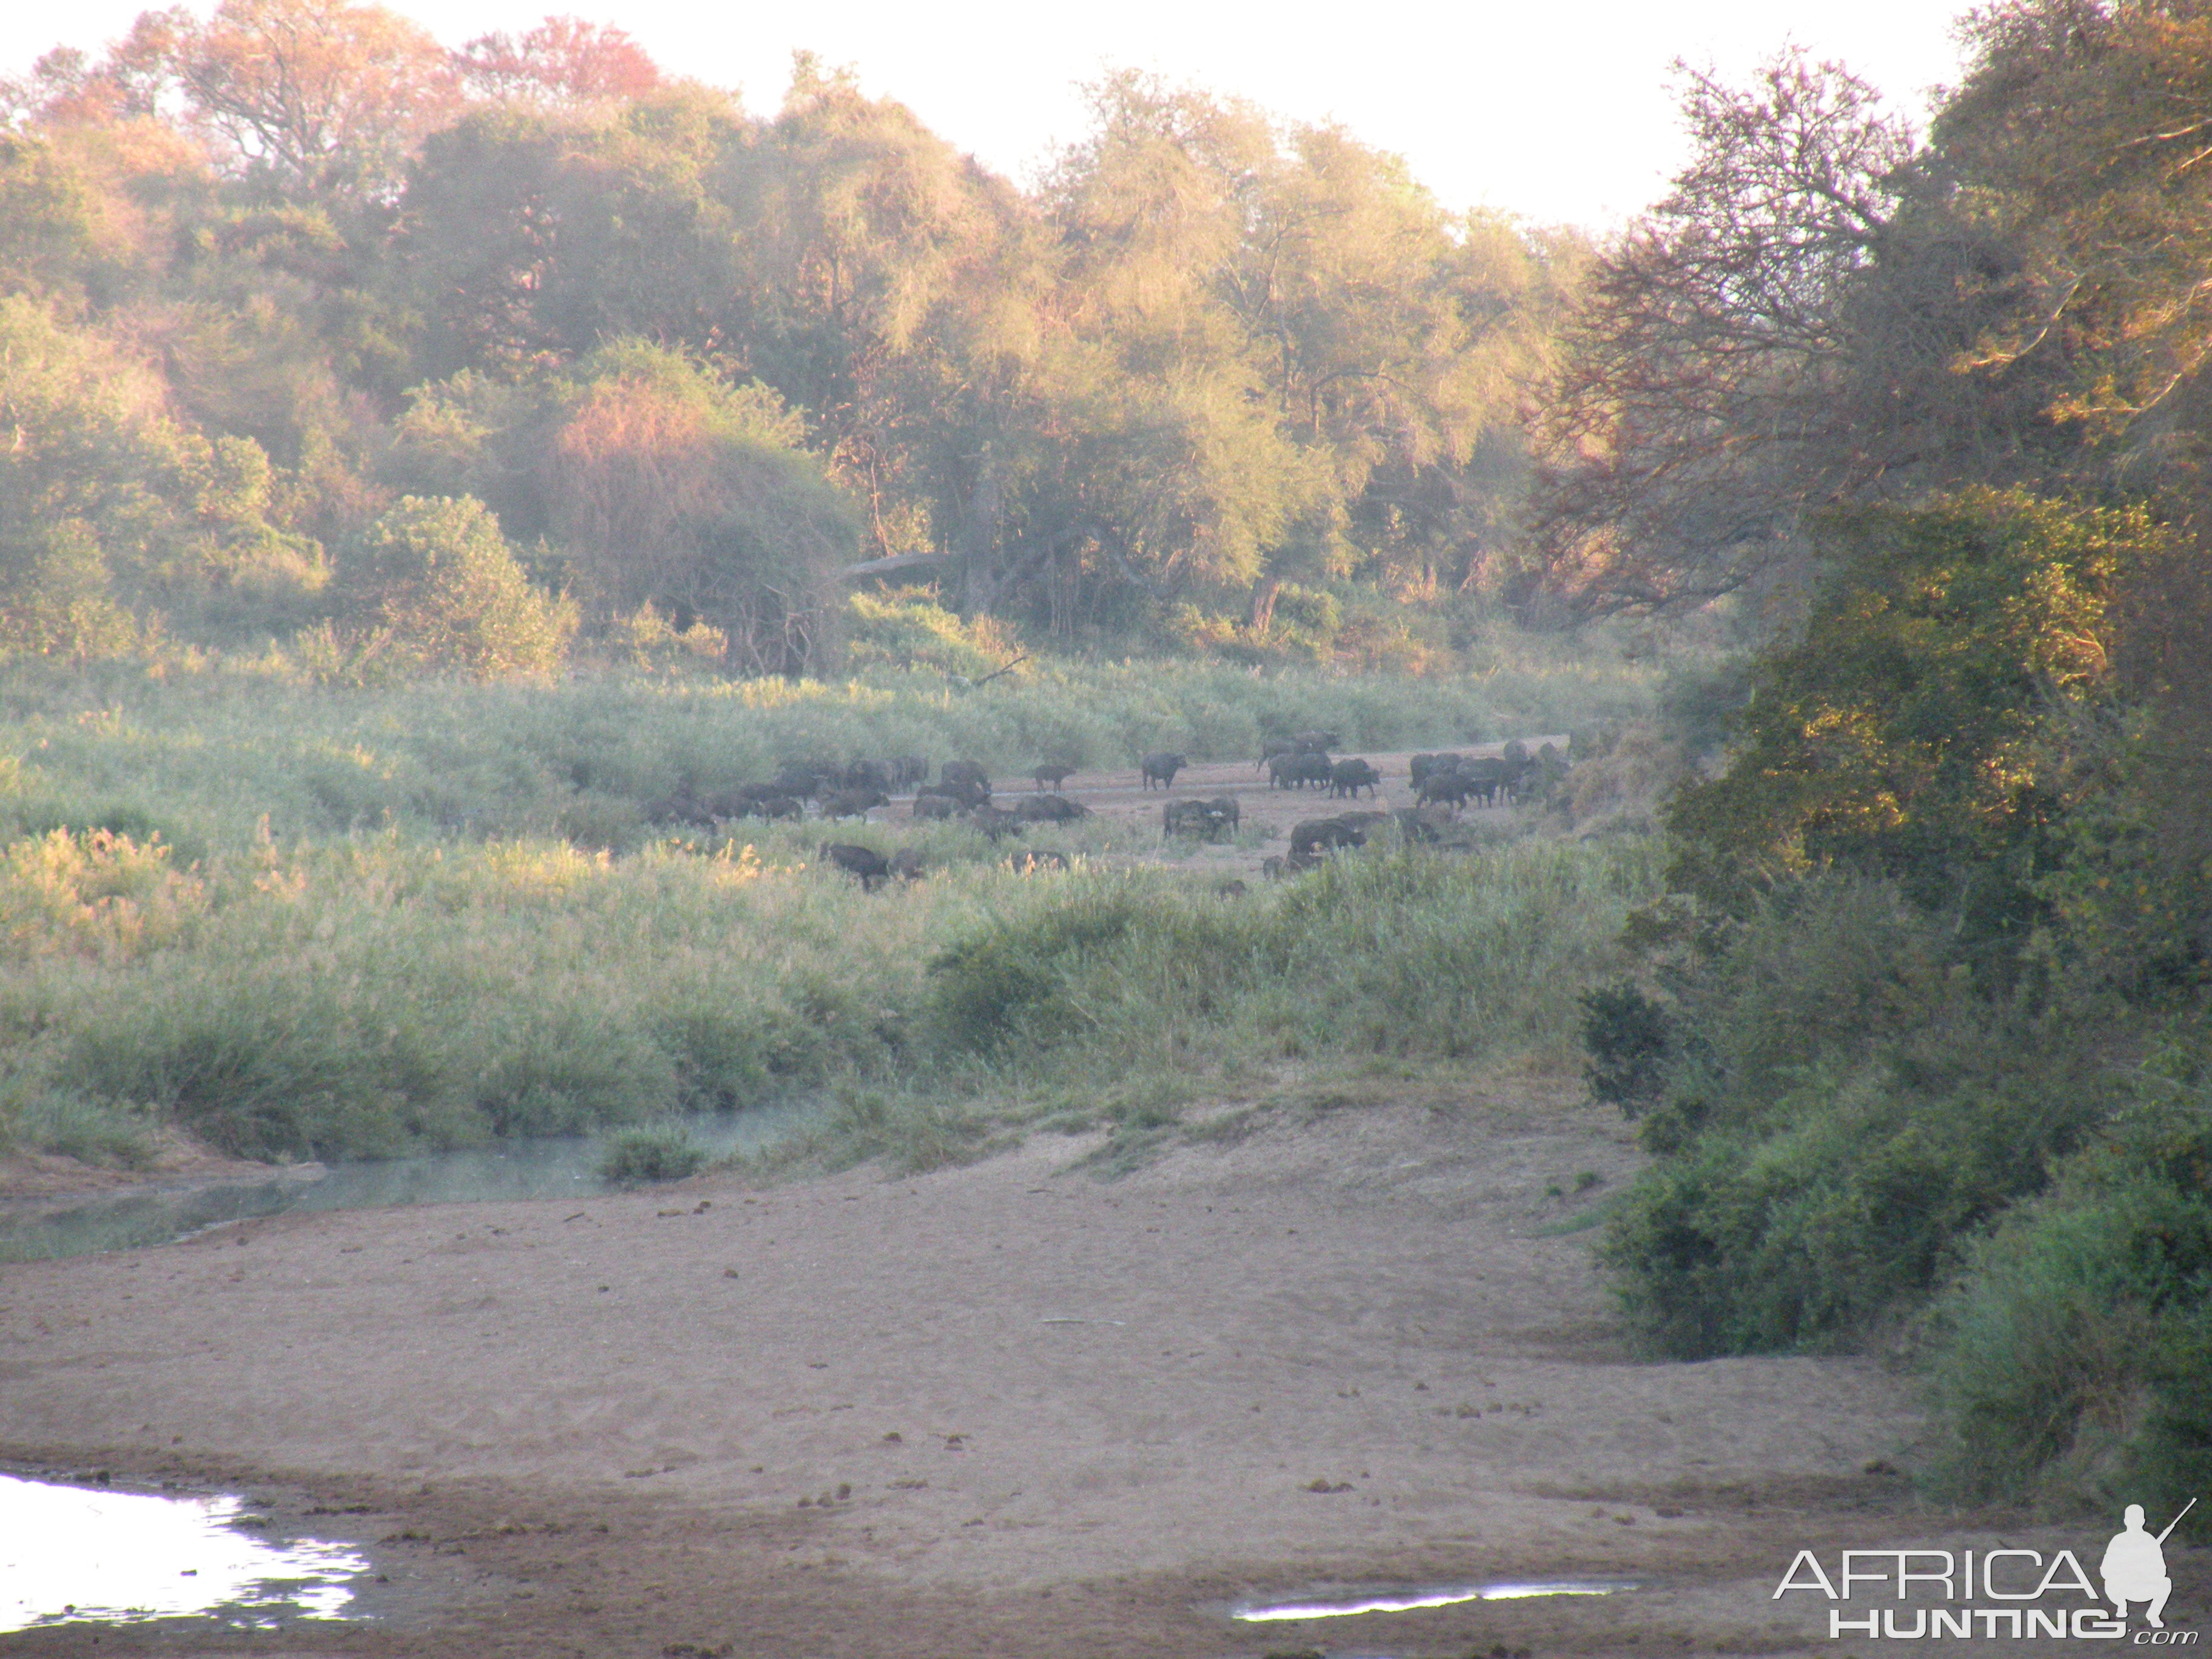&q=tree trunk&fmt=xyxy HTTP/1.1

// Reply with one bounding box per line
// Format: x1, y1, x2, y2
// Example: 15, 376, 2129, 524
1248, 575, 1283, 633
954, 458, 1000, 614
